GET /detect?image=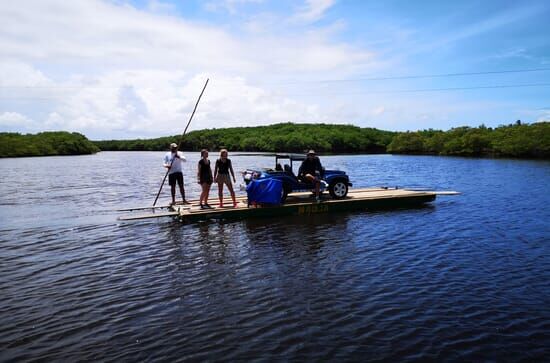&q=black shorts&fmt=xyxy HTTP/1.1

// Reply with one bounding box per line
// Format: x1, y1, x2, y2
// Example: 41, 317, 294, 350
168, 172, 184, 186
199, 176, 213, 185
